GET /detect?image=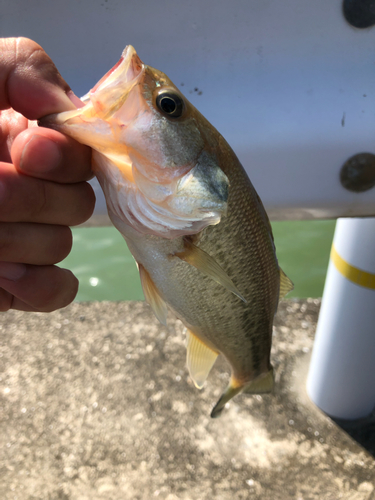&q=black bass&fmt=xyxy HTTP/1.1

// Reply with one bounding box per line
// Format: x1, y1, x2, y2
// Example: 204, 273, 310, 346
41, 46, 293, 418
